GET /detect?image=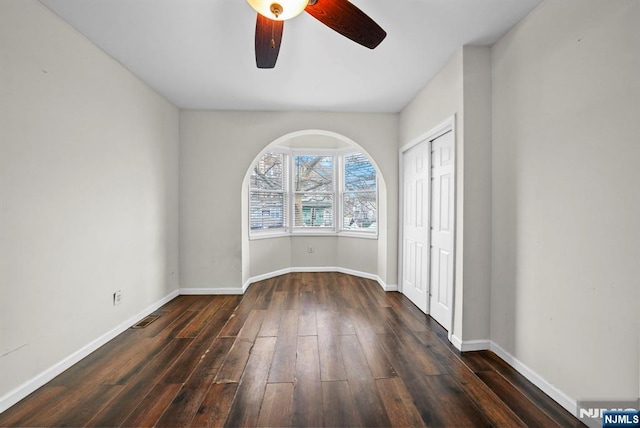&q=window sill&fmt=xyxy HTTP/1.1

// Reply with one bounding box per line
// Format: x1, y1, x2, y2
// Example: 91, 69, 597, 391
249, 230, 290, 240
337, 231, 378, 240
250, 230, 378, 241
